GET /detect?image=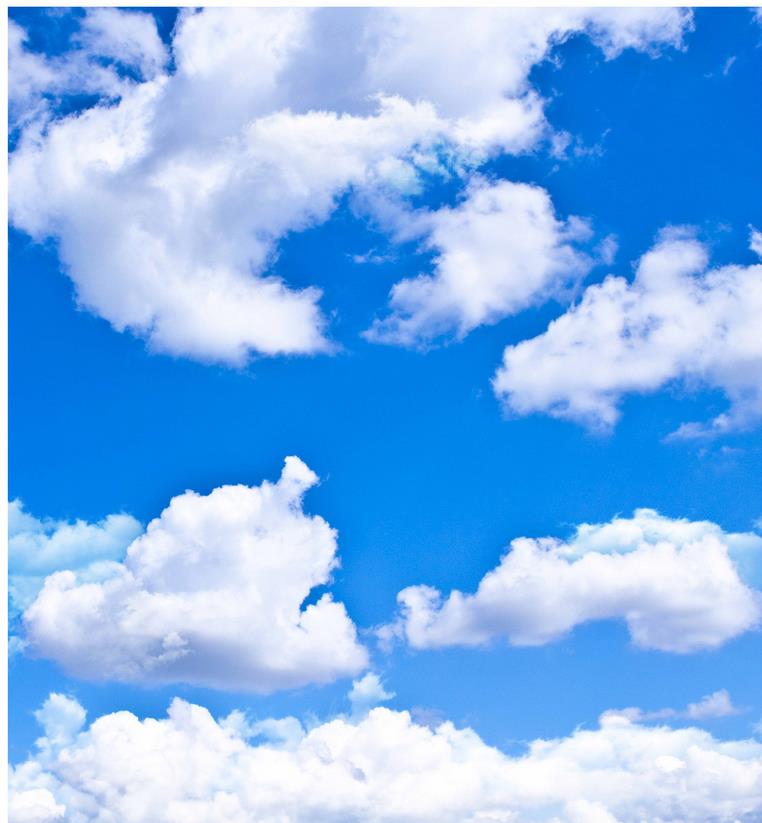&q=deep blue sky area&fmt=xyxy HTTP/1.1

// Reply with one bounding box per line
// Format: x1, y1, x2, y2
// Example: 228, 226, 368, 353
8, 7, 762, 764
